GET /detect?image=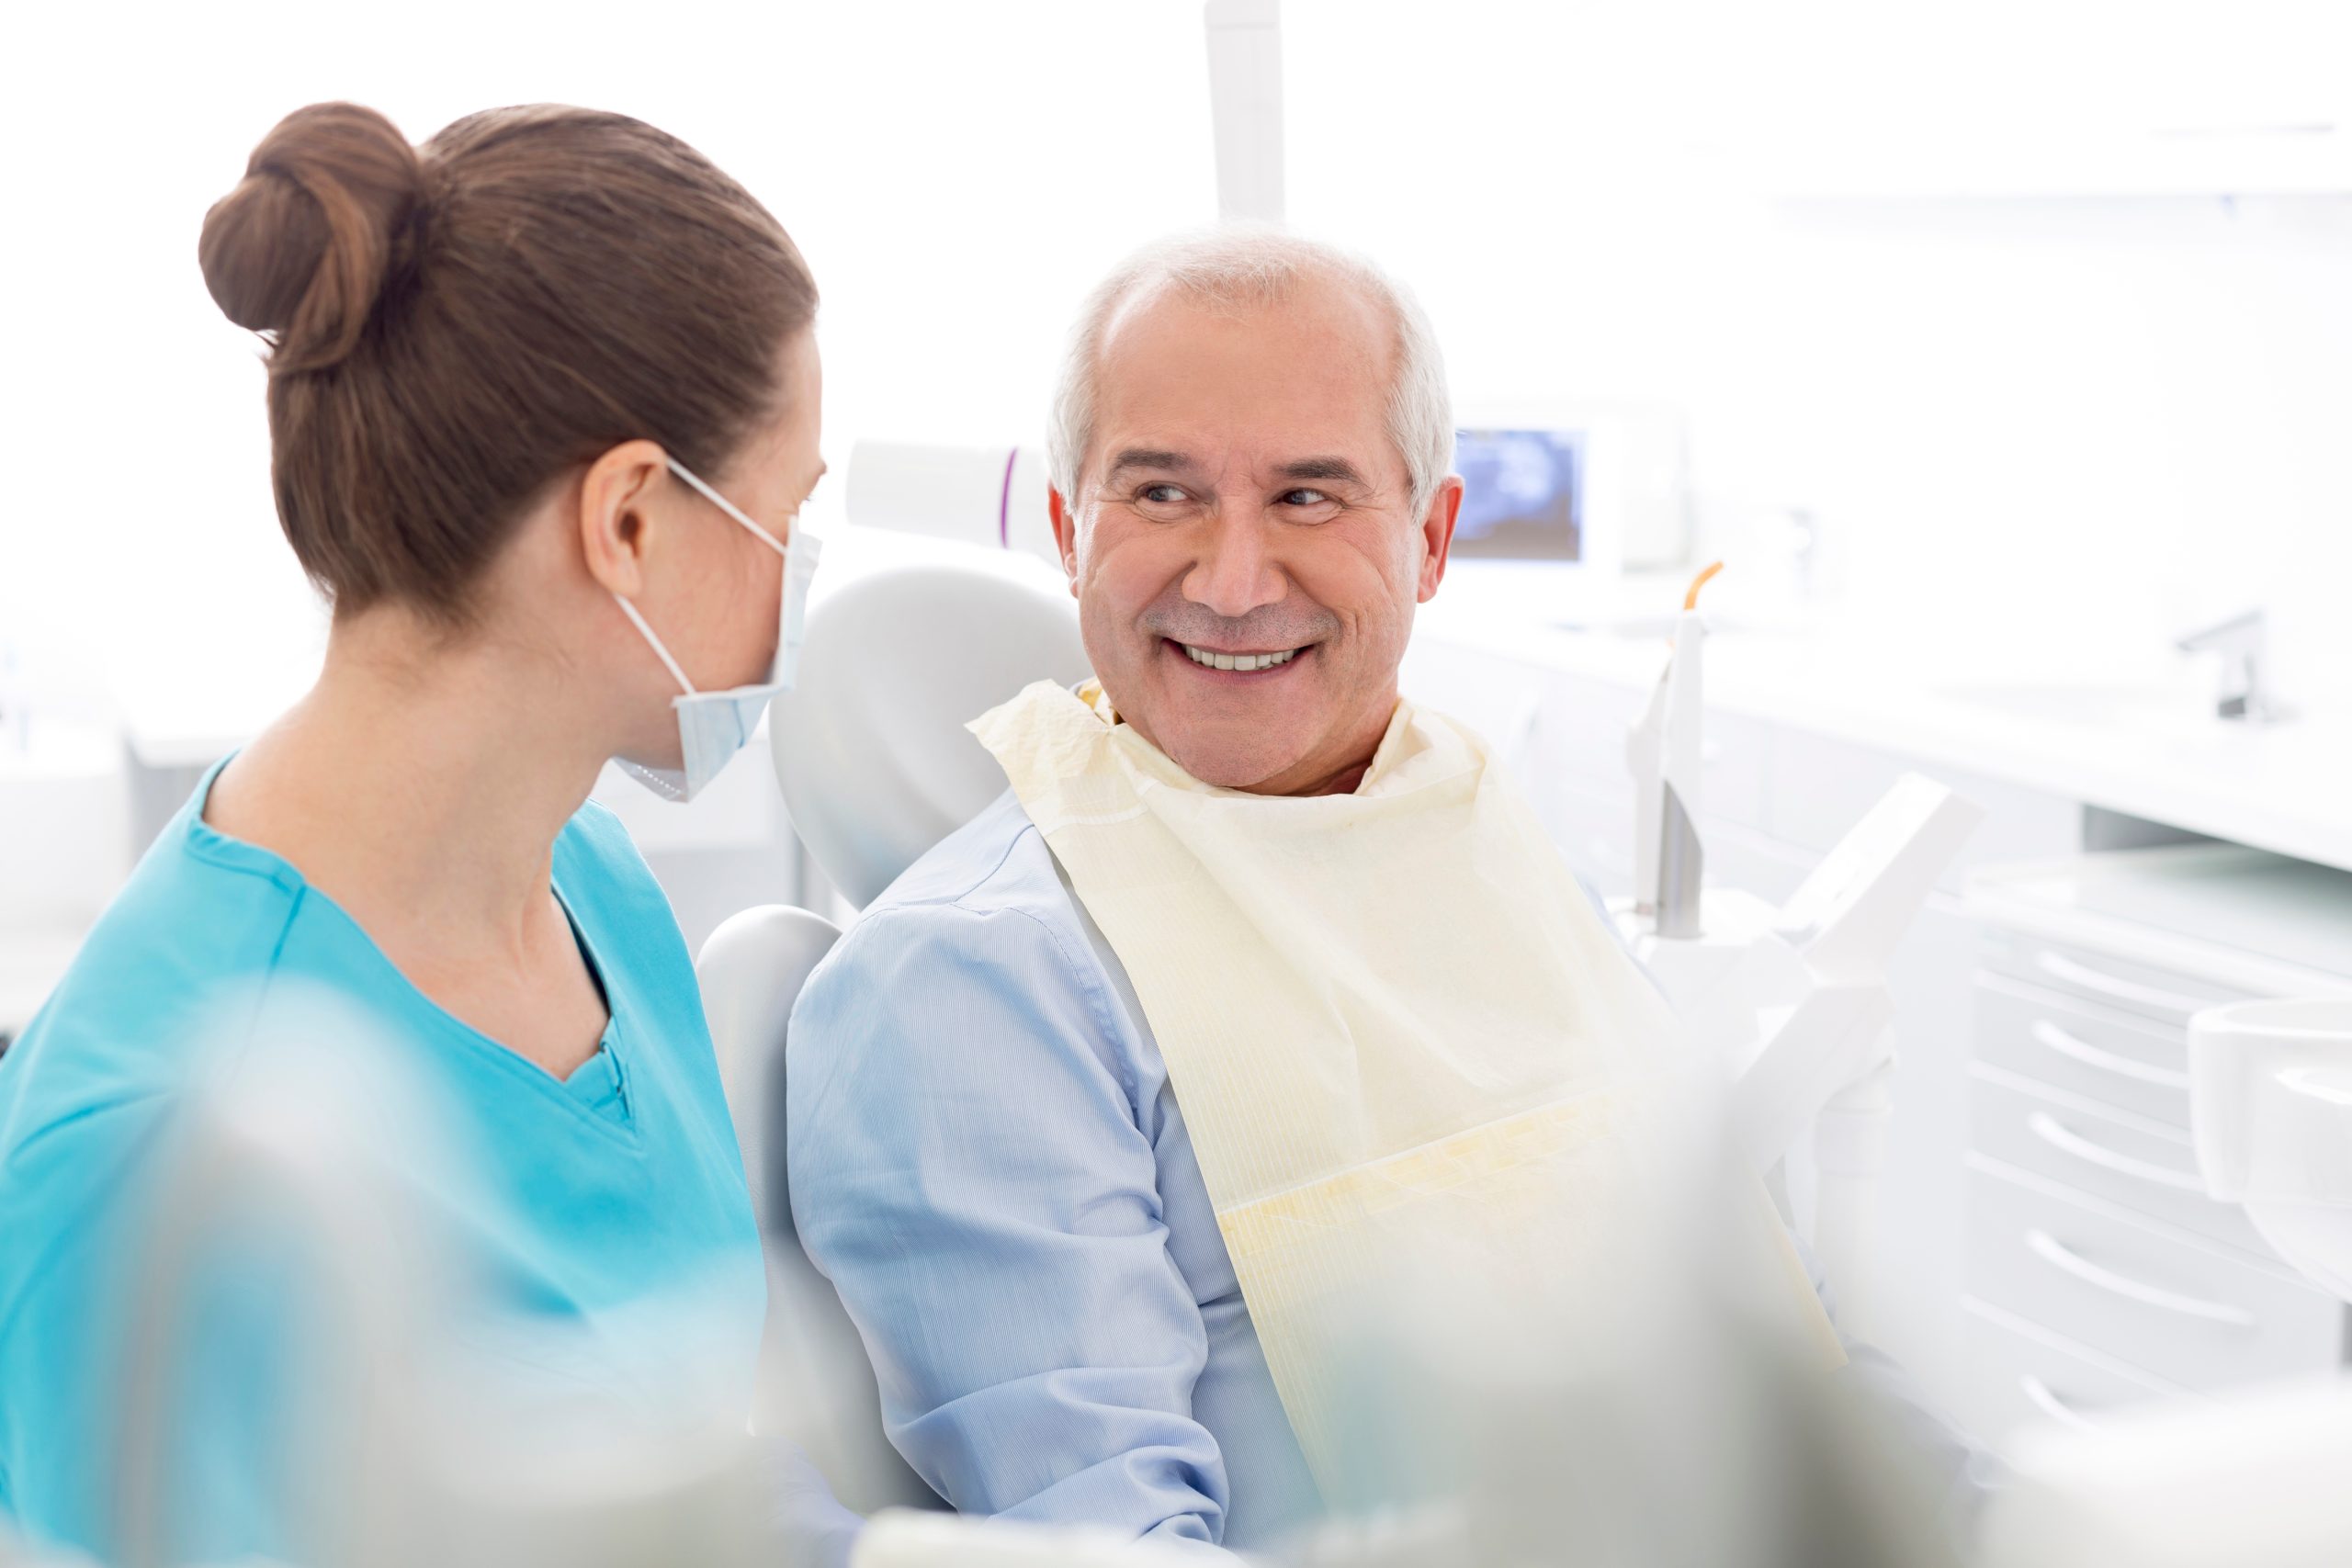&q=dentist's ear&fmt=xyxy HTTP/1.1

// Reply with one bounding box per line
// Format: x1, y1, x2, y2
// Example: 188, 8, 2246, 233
576, 439, 674, 599
1047, 485, 1082, 598
1416, 475, 1465, 604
